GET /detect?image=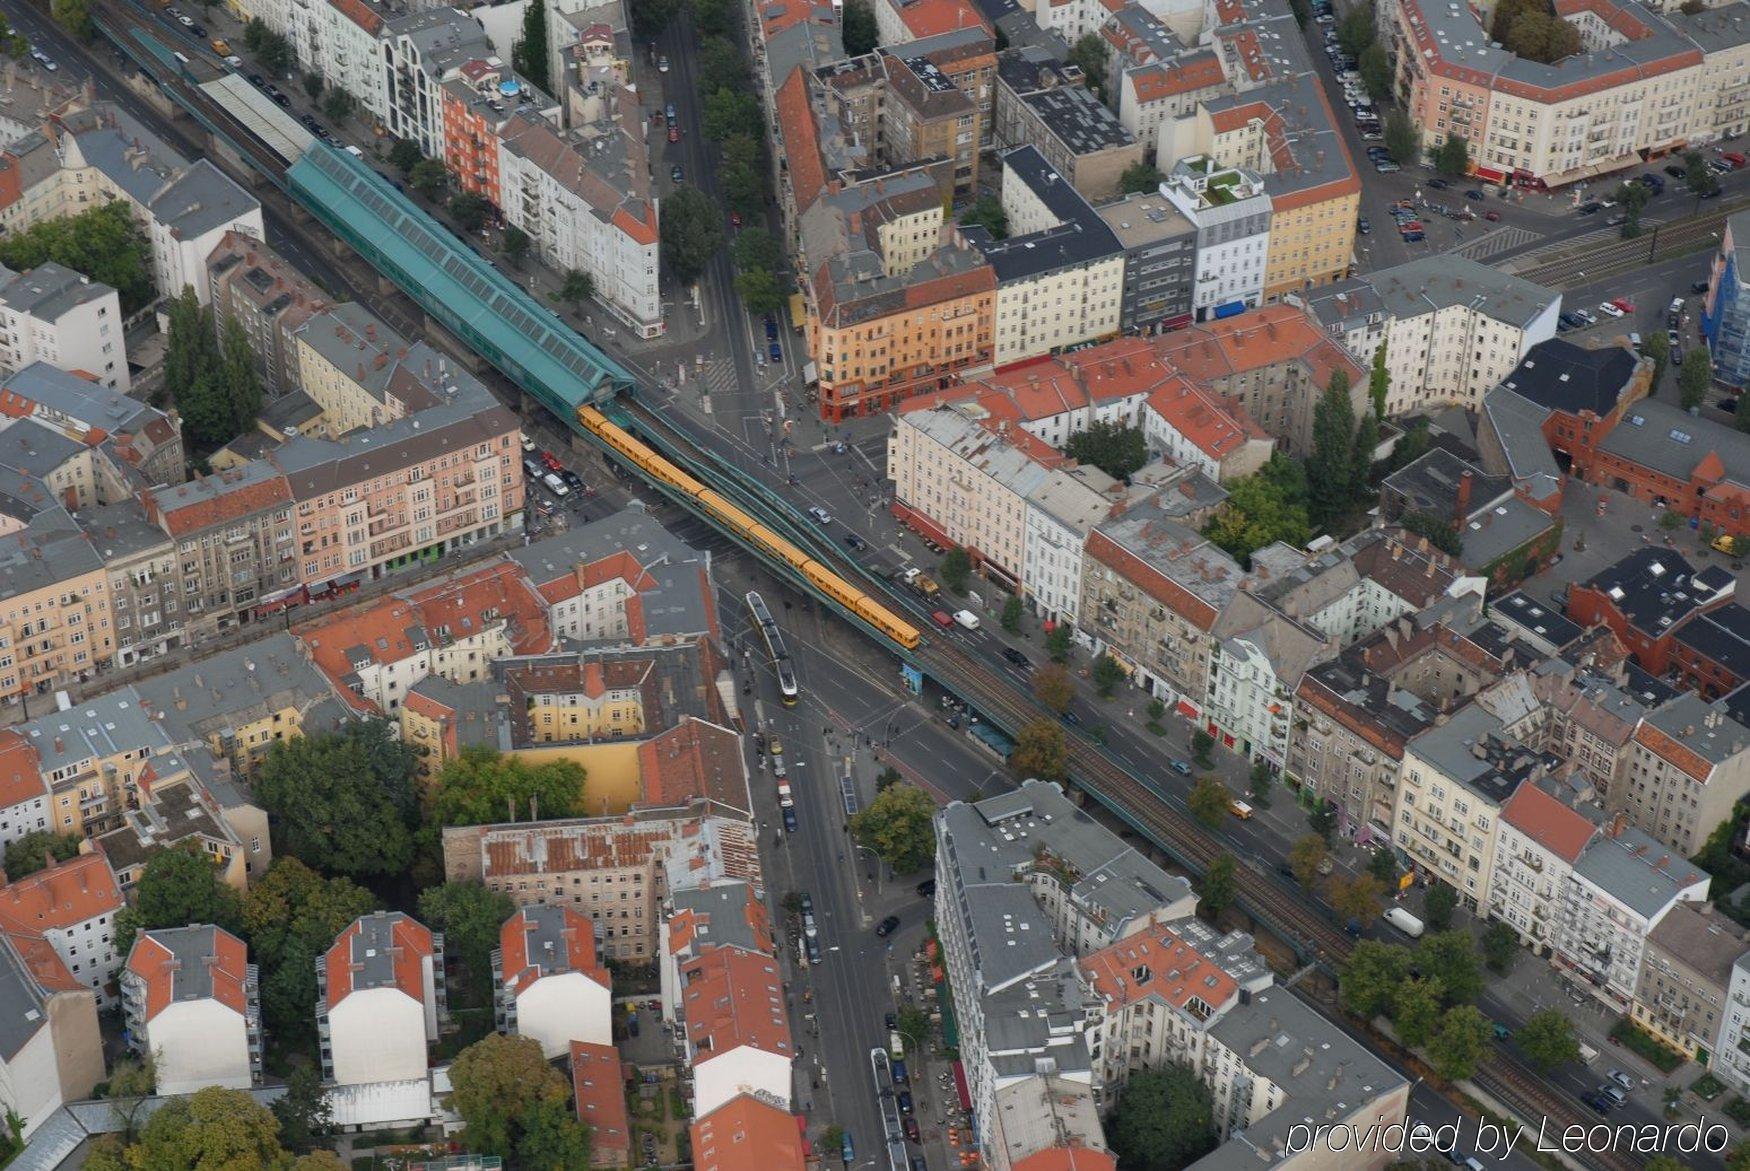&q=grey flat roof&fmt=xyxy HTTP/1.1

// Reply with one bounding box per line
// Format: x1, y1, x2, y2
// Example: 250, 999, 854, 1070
134, 633, 334, 746
21, 684, 171, 777
1351, 255, 1558, 330
1597, 398, 1750, 489
0, 508, 100, 607
134, 925, 232, 1007
1641, 692, 1750, 767
0, 936, 50, 1062
0, 262, 112, 320
670, 882, 766, 955
1574, 826, 1710, 921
